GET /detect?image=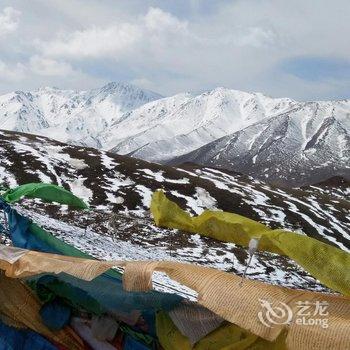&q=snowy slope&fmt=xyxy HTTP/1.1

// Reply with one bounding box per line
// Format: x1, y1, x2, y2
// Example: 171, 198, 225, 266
0, 130, 349, 294
105, 90, 349, 186
168, 101, 350, 186
107, 88, 296, 160
0, 83, 349, 186
0, 82, 162, 148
